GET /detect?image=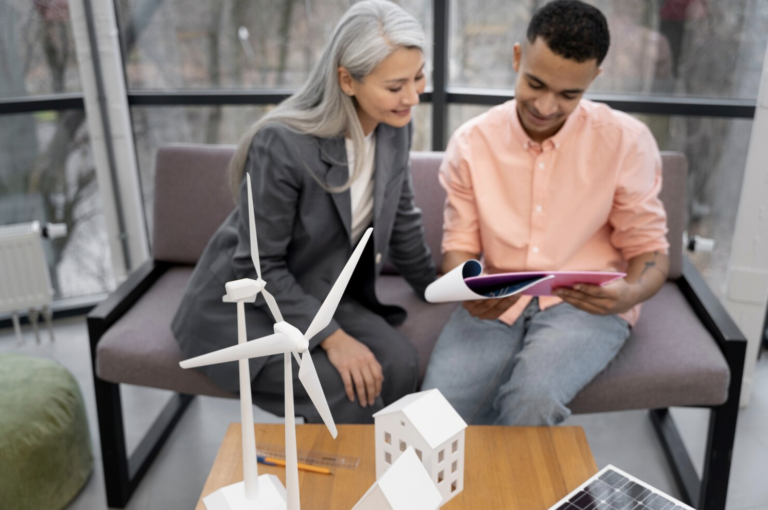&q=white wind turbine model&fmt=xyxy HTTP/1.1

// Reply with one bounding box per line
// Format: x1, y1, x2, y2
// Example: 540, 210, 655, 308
182, 175, 373, 510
